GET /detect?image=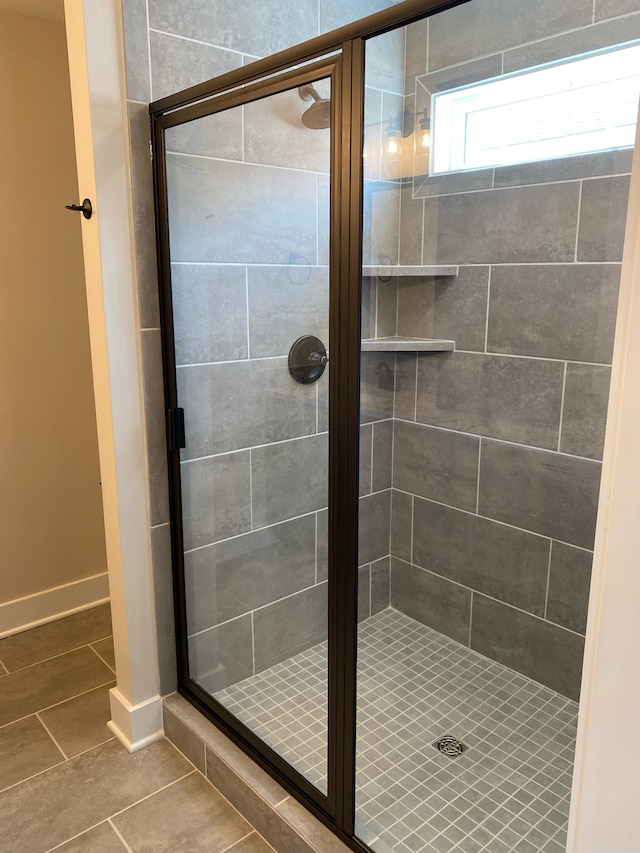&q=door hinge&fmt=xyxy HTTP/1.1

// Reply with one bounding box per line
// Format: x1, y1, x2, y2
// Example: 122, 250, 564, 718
168, 407, 185, 451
